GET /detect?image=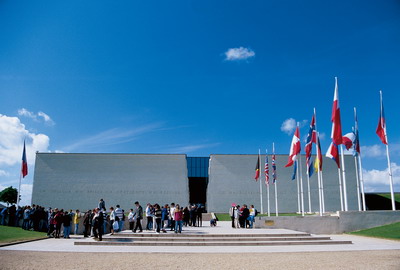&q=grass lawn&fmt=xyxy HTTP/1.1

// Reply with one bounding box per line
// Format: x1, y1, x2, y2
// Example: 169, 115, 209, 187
377, 193, 400, 203
348, 222, 400, 240
0, 225, 47, 244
